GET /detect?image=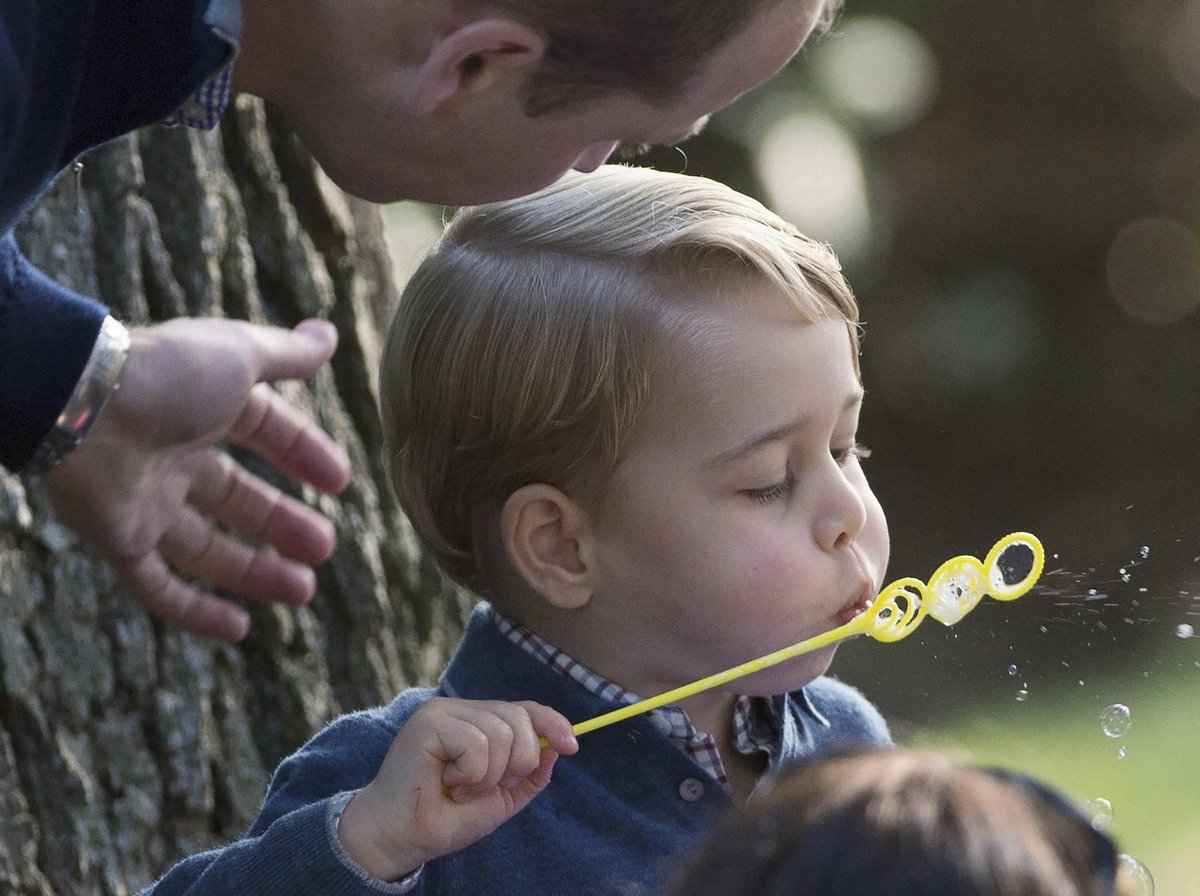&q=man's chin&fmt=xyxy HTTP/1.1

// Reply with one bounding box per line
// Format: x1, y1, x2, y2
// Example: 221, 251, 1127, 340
313, 152, 569, 207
